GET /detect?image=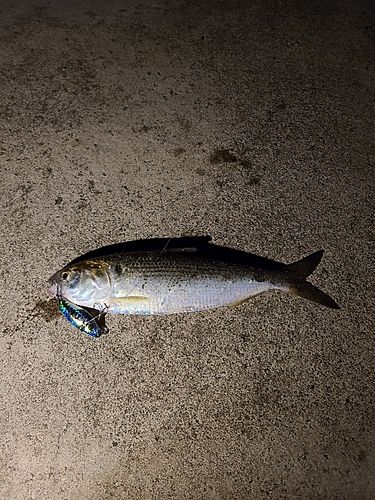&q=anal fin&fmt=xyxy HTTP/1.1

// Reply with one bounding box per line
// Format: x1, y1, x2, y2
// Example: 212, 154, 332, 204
228, 297, 250, 307
228, 291, 266, 307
